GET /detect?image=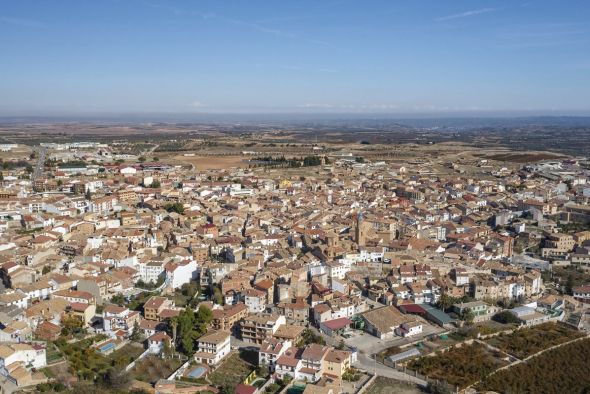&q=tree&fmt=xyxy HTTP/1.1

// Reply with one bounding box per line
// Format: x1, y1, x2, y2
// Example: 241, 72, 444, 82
565, 274, 574, 295
212, 285, 224, 305
153, 157, 159, 162
460, 308, 475, 325
85, 189, 92, 200
103, 368, 130, 391
60, 315, 84, 337
492, 311, 521, 325
151, 180, 161, 188
42, 265, 52, 275
172, 305, 213, 356
130, 320, 142, 342
164, 202, 184, 214
436, 293, 454, 311
138, 156, 146, 163
298, 329, 325, 346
